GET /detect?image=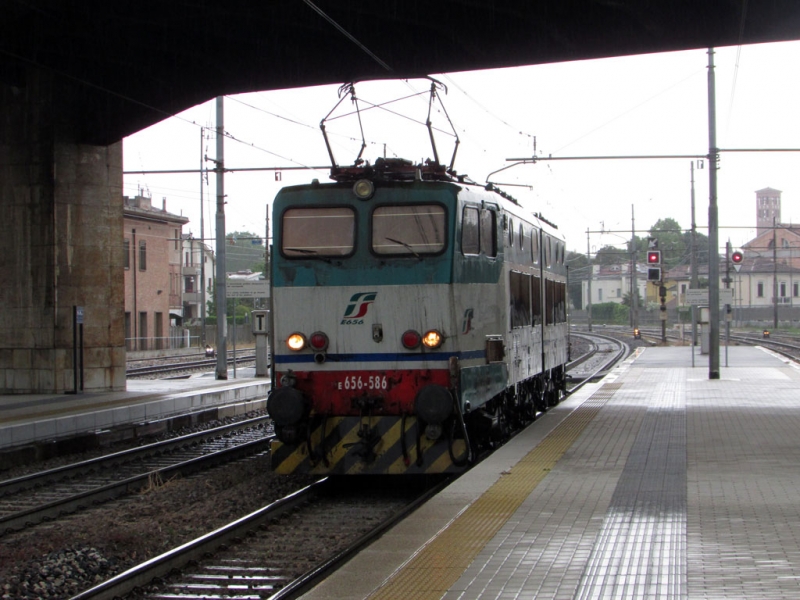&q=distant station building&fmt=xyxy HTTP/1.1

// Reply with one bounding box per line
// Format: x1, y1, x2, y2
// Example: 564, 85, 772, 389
666, 187, 800, 323
123, 194, 189, 351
